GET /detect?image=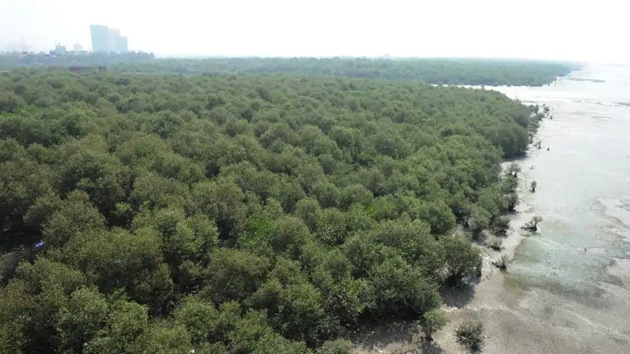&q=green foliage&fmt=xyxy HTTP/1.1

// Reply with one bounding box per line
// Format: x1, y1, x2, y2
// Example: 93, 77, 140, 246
441, 235, 483, 284
316, 339, 352, 354
0, 66, 547, 352
522, 215, 543, 232
56, 287, 109, 353
0, 51, 154, 69
113, 57, 577, 86
422, 309, 448, 341
455, 319, 485, 350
